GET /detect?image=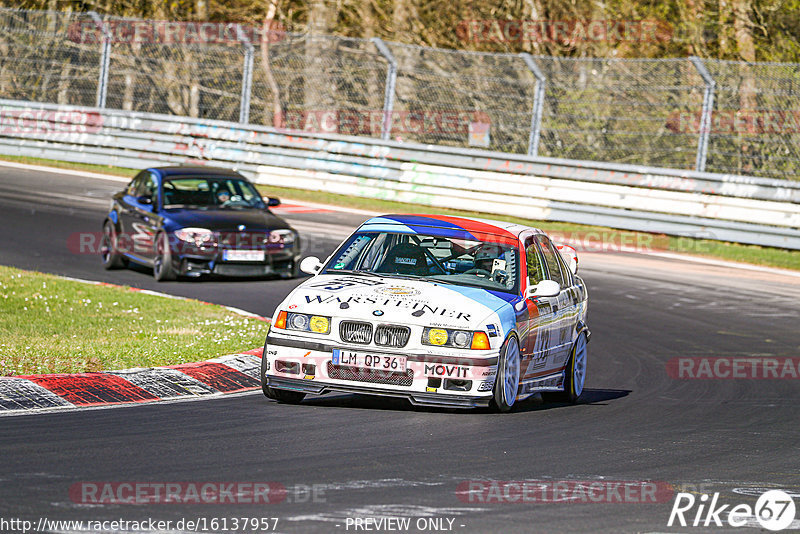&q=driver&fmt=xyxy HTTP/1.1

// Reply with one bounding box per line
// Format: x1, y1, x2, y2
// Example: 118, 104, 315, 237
470, 244, 509, 284
216, 189, 231, 205
473, 244, 502, 272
